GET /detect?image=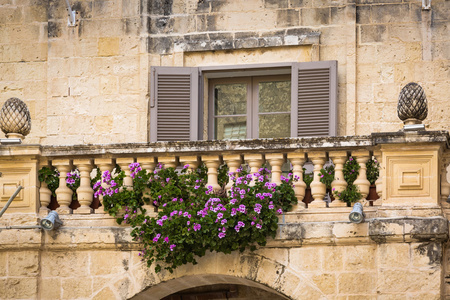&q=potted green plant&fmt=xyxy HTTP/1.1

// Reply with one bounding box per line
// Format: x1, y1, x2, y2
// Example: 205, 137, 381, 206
319, 165, 335, 201
302, 168, 313, 207
333, 157, 362, 206
366, 157, 380, 203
